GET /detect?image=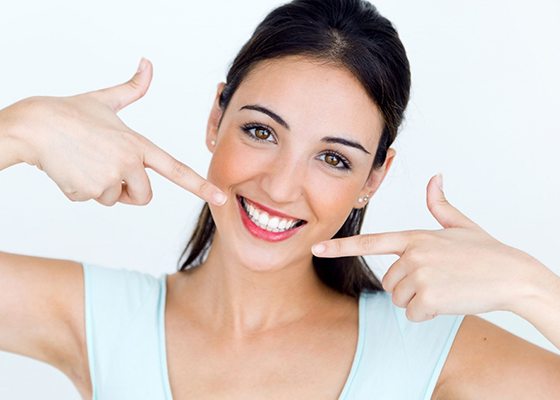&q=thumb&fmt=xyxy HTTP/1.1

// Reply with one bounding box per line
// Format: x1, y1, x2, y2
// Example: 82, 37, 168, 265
90, 57, 153, 112
426, 173, 479, 229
